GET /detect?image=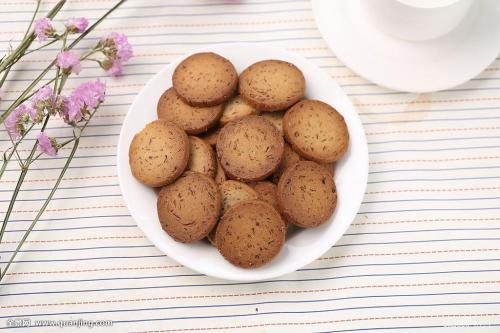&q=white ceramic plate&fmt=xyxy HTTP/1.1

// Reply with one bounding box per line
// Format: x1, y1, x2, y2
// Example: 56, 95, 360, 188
117, 43, 368, 281
312, 0, 500, 93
